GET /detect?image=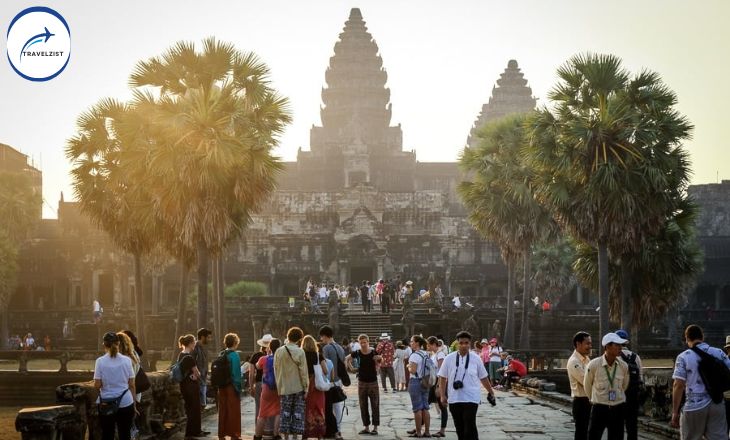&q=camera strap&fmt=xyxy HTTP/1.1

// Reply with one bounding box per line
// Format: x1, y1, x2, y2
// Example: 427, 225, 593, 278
453, 352, 470, 386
